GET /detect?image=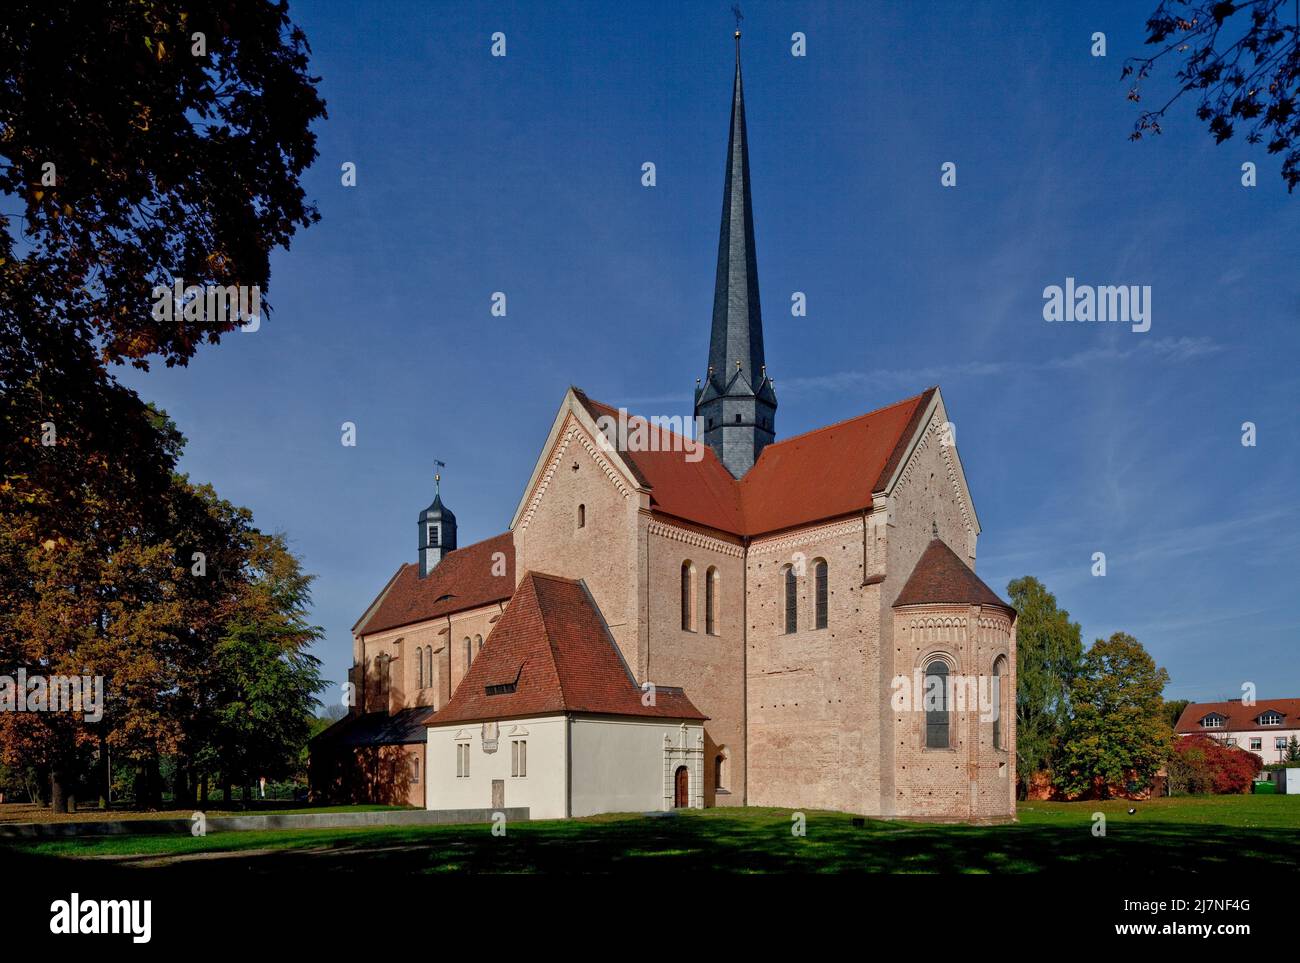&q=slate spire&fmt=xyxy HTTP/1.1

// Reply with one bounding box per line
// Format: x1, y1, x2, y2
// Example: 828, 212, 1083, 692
695, 30, 777, 478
